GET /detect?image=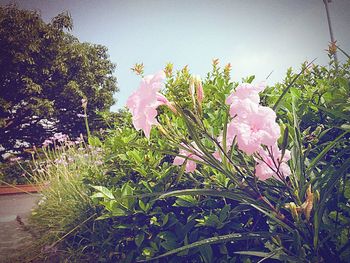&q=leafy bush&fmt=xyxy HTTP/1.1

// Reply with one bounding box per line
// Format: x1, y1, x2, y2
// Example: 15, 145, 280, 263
92, 57, 349, 262
28, 56, 350, 262
0, 159, 33, 185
